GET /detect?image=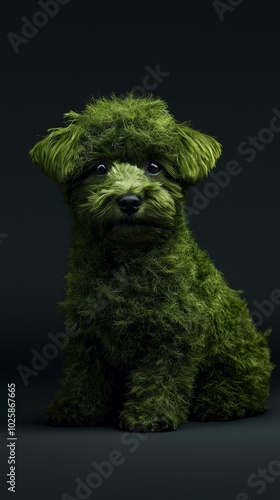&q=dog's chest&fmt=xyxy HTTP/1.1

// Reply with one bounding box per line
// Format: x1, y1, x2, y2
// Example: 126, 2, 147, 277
87, 262, 179, 363
100, 263, 158, 321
